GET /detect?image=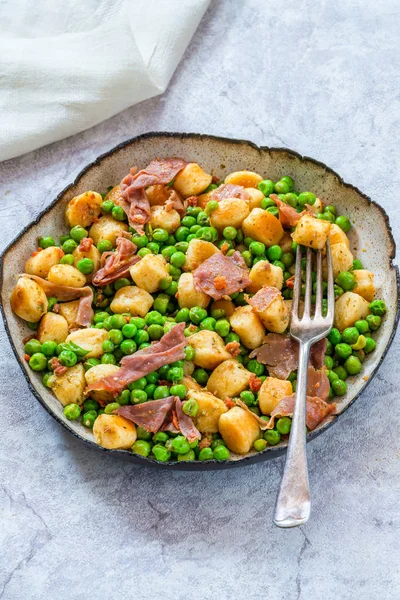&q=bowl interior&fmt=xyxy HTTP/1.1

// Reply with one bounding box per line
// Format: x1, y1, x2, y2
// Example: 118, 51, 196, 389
1, 133, 398, 469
